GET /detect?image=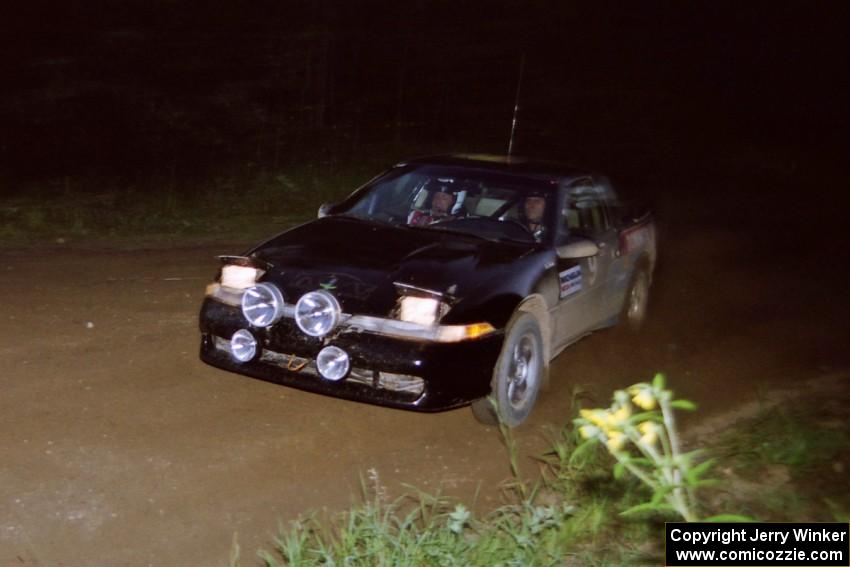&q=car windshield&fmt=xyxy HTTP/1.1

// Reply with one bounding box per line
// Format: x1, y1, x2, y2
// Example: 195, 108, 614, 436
335, 165, 556, 244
